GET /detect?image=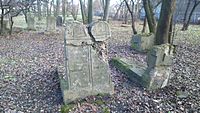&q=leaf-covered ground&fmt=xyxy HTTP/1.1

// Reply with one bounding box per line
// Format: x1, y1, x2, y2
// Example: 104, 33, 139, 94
0, 24, 199, 112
